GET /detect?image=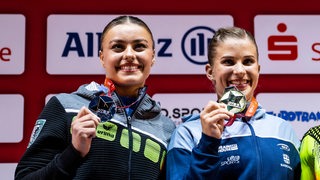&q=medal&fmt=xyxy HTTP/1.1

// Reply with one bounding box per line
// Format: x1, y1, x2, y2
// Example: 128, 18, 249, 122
219, 86, 259, 126
219, 86, 247, 114
89, 95, 116, 122
89, 81, 145, 122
